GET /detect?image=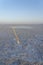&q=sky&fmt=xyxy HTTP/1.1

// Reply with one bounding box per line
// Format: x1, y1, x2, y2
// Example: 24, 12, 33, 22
0, 0, 43, 24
